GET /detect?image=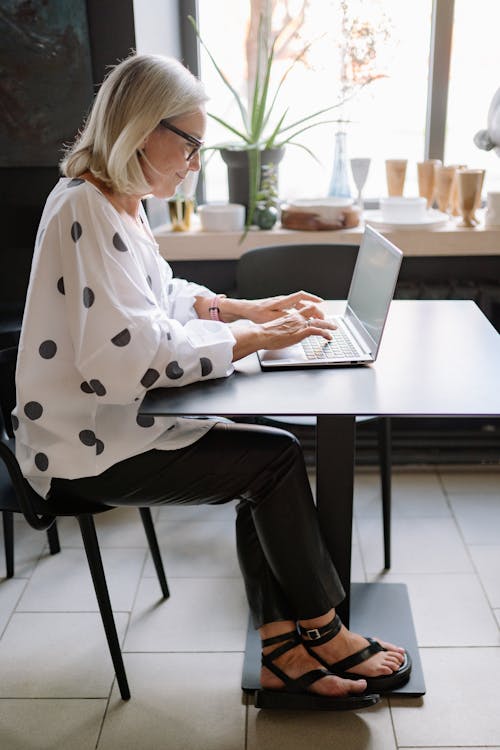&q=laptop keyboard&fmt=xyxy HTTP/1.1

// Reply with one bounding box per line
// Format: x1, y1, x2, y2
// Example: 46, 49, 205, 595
301, 326, 360, 360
